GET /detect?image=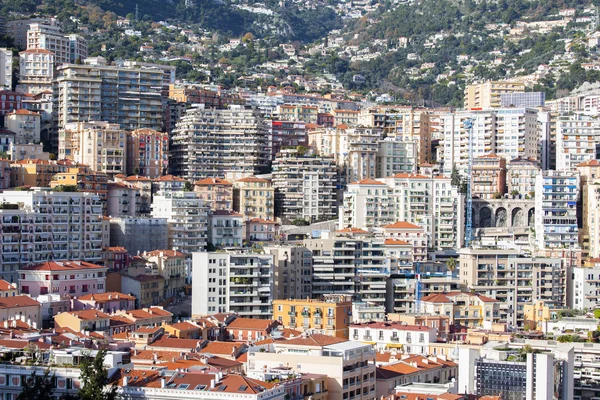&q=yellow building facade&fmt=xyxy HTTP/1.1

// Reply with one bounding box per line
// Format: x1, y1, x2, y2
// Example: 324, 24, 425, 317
273, 296, 352, 338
